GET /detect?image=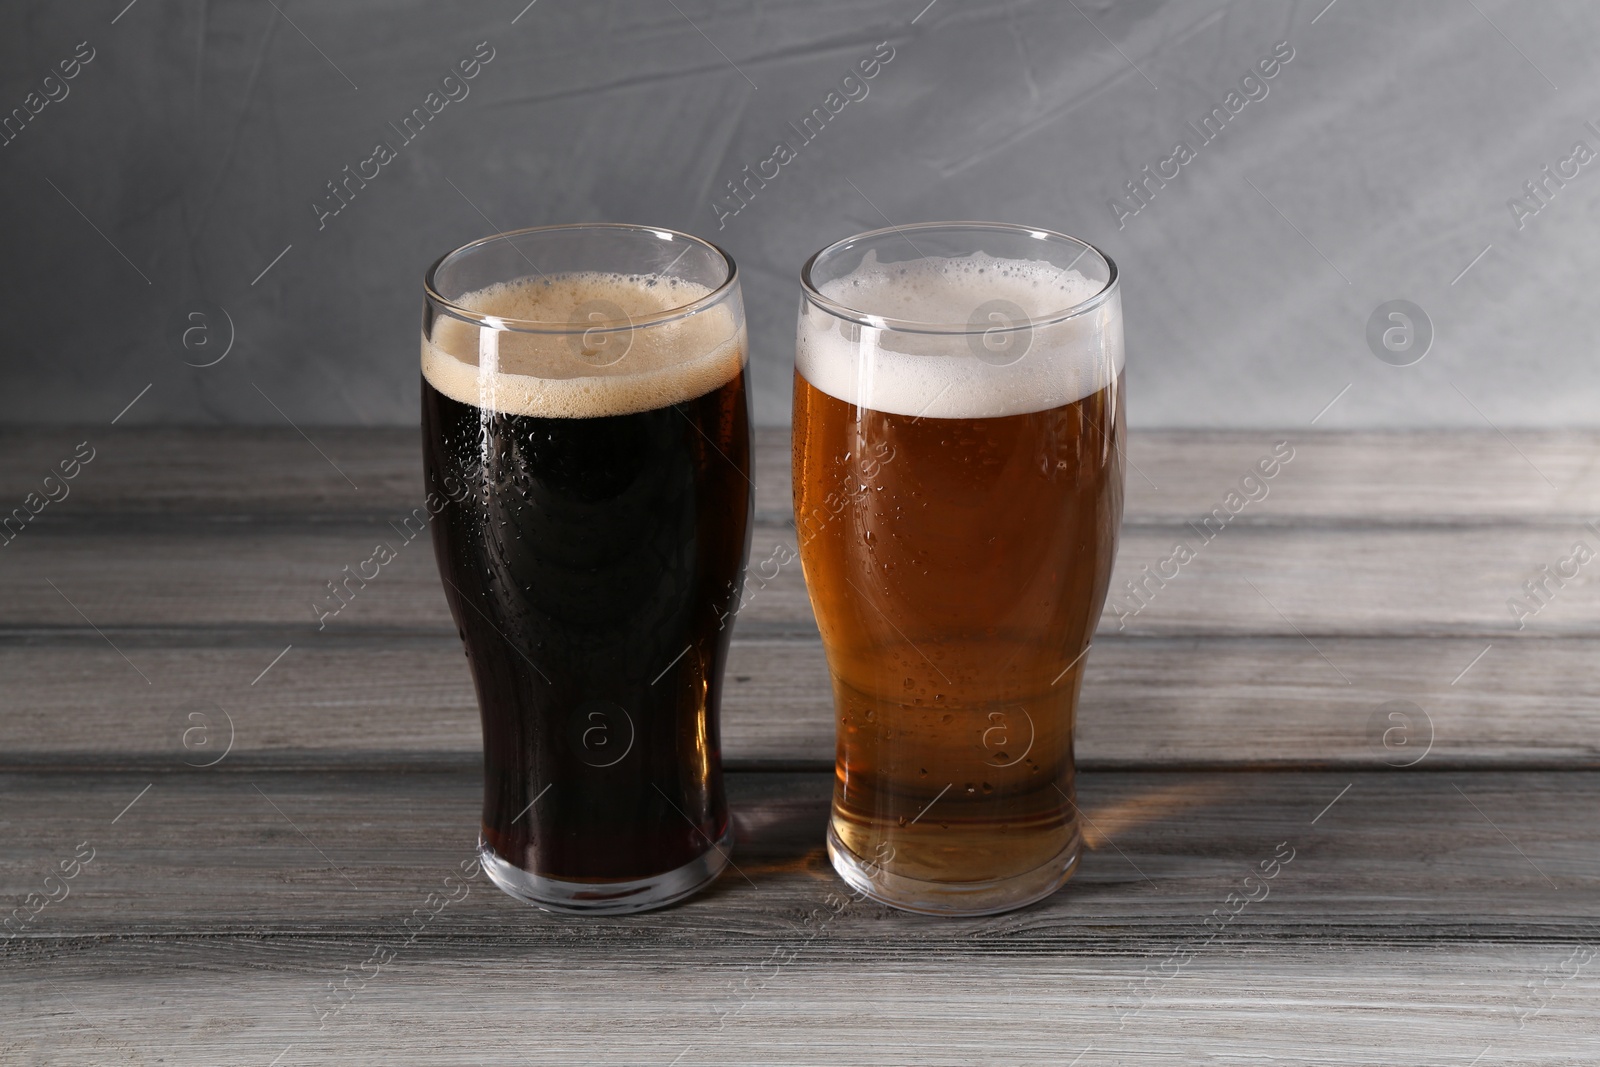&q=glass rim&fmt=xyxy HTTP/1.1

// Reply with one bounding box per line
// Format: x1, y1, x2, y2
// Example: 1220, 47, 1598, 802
423, 222, 739, 335
799, 221, 1118, 335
